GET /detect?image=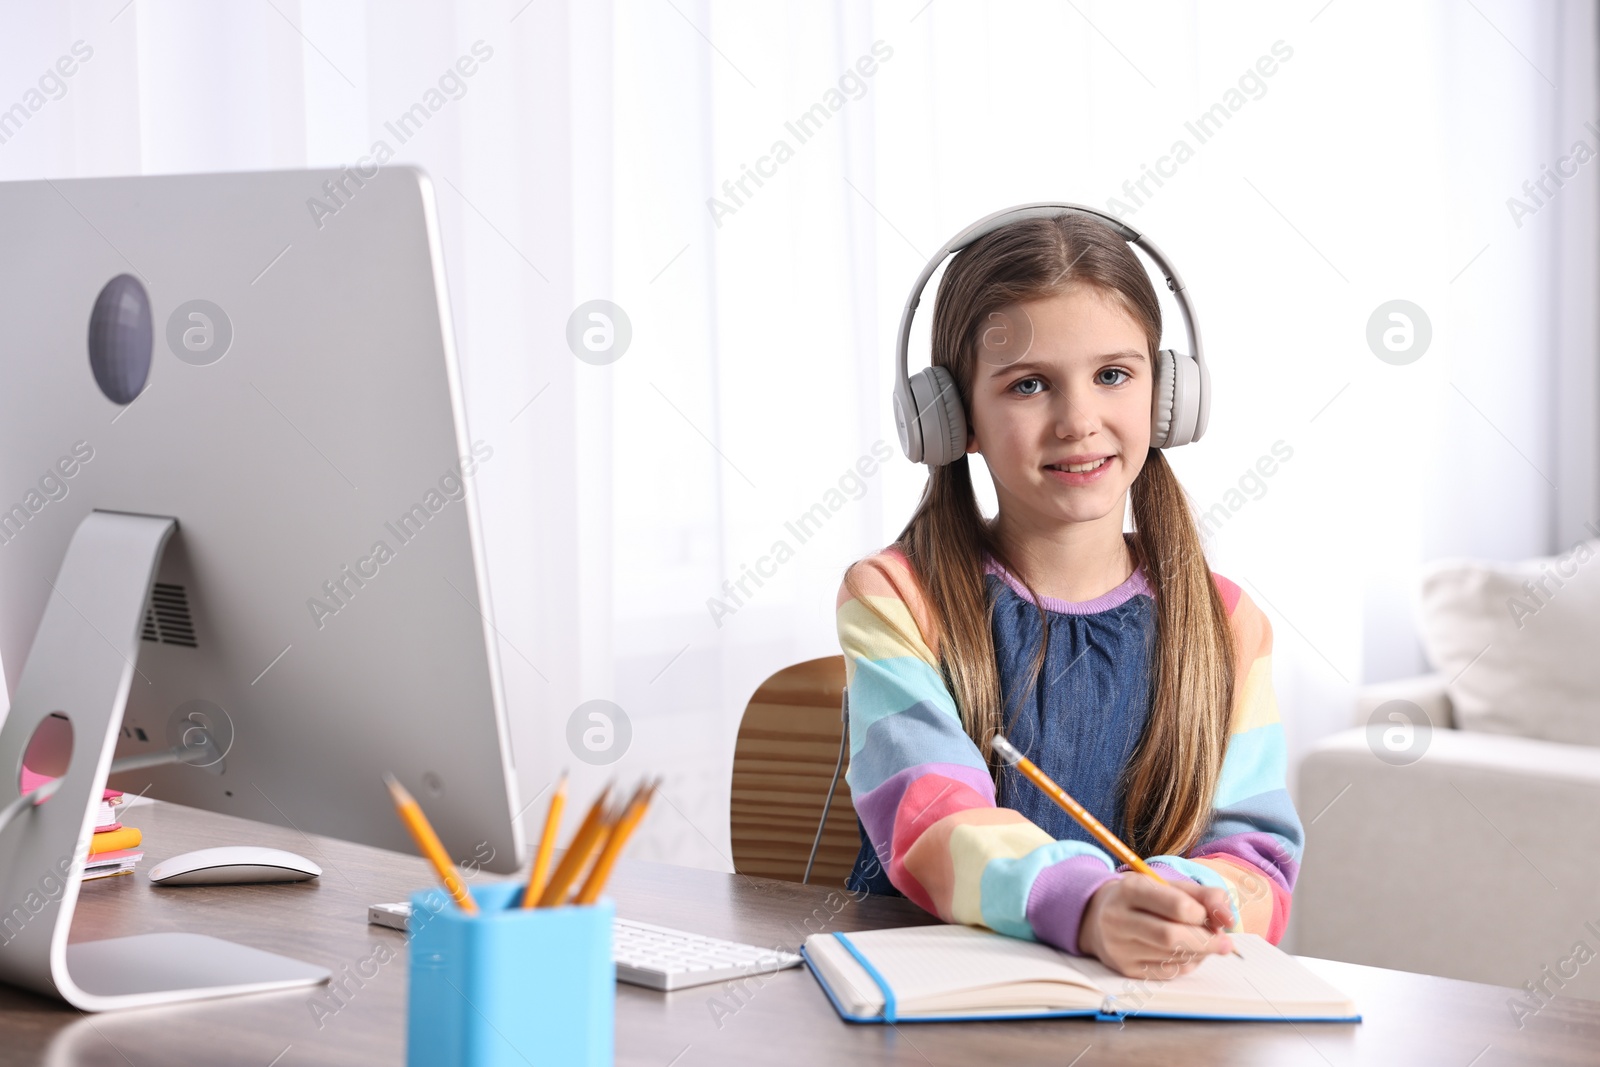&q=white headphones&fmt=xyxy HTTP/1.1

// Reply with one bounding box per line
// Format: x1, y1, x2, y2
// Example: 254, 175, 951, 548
892, 202, 1210, 466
